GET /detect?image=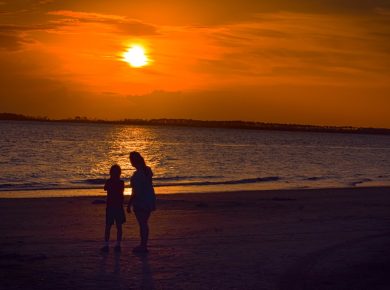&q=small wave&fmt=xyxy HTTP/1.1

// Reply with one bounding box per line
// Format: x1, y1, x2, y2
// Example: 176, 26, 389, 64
0, 181, 57, 189
0, 184, 15, 189
154, 175, 222, 182
350, 178, 372, 187
73, 175, 223, 185
154, 176, 281, 187
305, 176, 325, 181
0, 176, 281, 191
0, 182, 67, 191
71, 178, 106, 185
